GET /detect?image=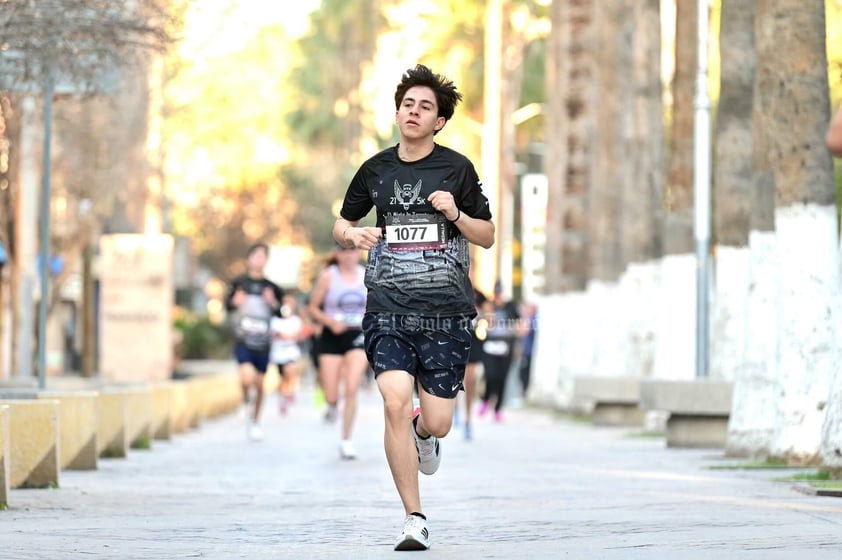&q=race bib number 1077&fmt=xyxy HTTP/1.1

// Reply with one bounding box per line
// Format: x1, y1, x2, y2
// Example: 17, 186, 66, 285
385, 212, 448, 252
